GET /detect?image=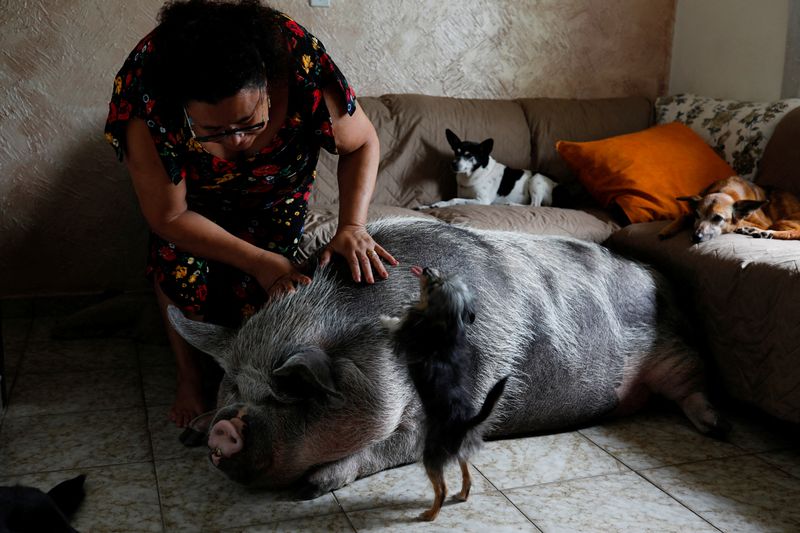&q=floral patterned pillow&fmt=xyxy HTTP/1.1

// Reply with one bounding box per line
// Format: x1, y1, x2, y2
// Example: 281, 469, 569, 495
656, 93, 800, 180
